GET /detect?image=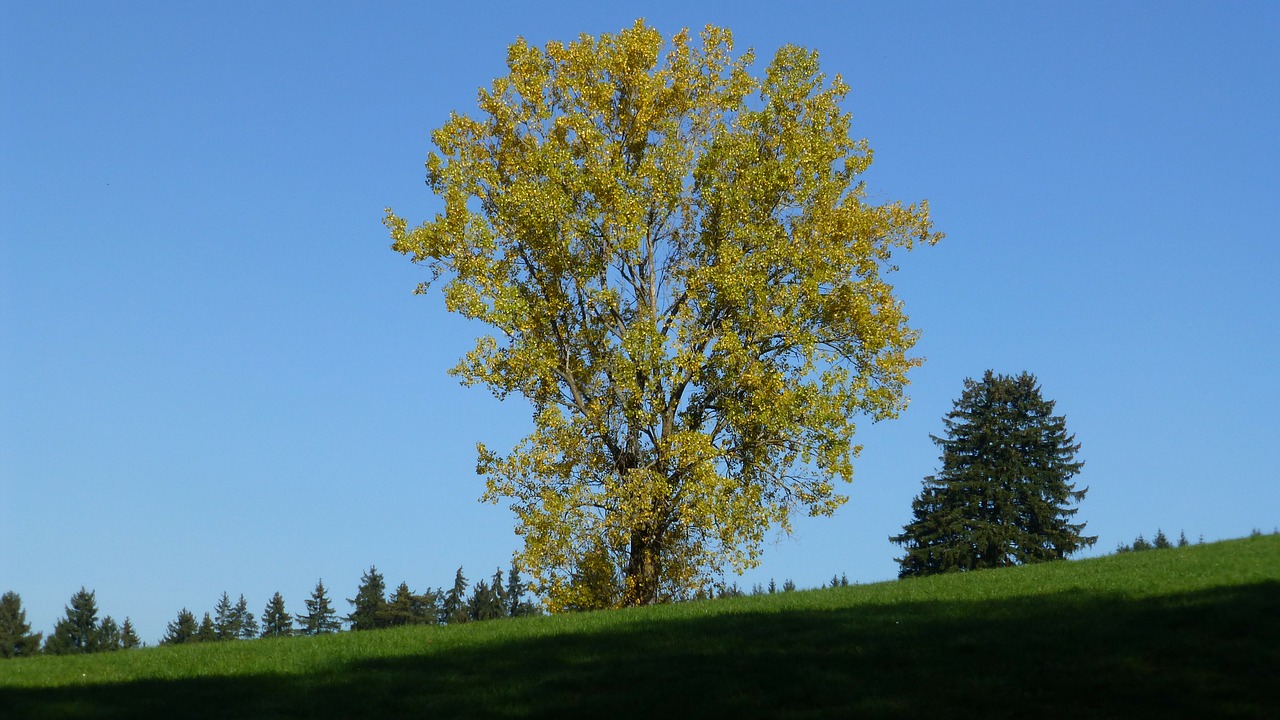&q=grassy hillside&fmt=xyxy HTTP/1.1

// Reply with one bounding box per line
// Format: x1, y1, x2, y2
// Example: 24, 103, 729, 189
3, 535, 1277, 719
